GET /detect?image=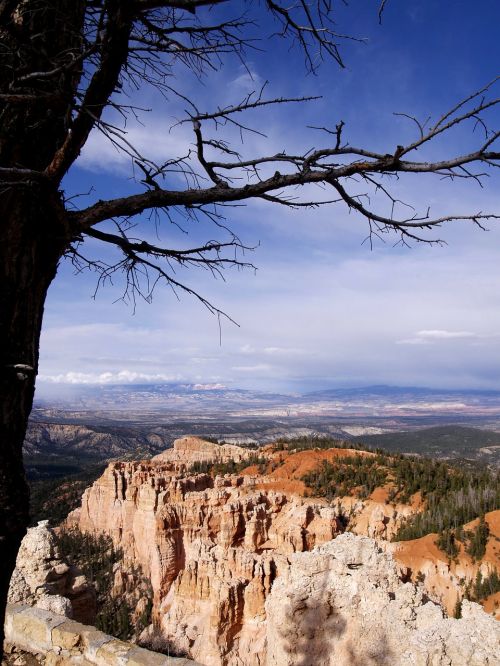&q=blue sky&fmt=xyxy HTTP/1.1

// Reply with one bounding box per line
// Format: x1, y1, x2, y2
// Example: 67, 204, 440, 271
37, 1, 500, 395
